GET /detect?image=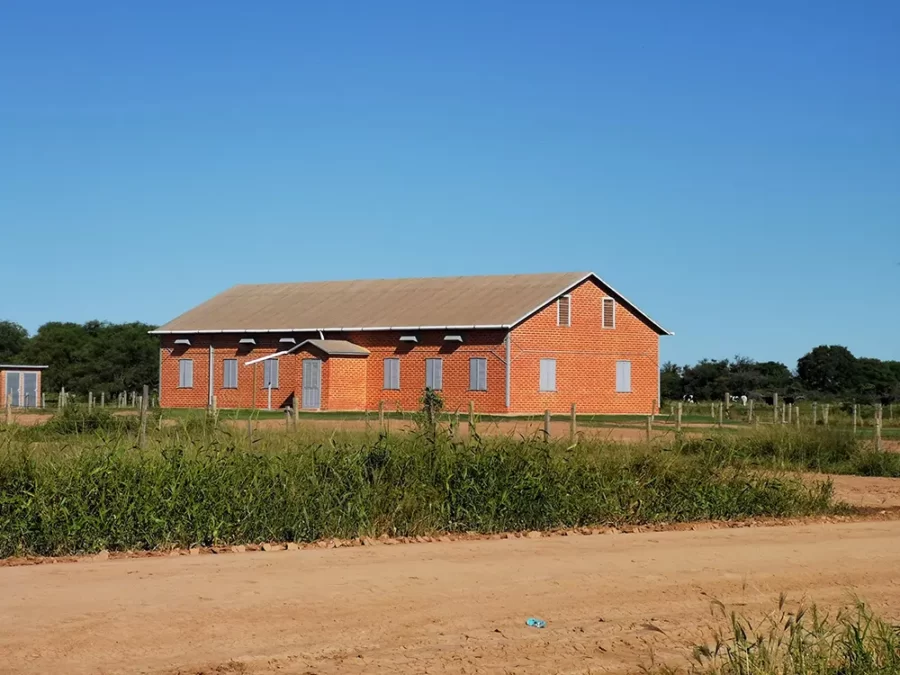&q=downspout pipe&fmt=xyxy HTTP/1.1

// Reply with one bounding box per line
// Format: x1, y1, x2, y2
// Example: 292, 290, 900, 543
208, 343, 214, 407
505, 332, 511, 410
